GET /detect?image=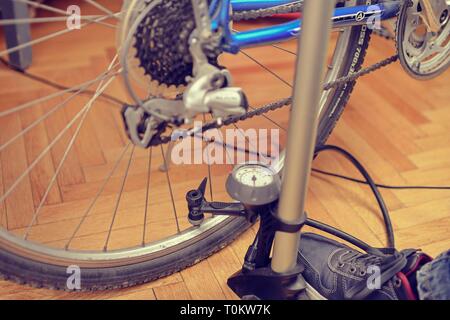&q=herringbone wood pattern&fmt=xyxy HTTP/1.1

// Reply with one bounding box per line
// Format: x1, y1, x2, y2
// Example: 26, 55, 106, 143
0, 0, 448, 300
